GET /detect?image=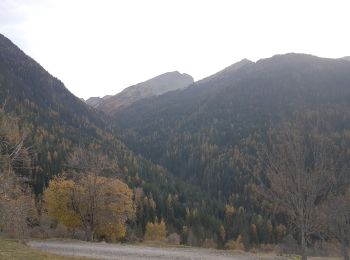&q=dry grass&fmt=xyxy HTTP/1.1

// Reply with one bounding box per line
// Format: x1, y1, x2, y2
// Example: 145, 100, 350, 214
0, 236, 93, 260
255, 255, 341, 260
